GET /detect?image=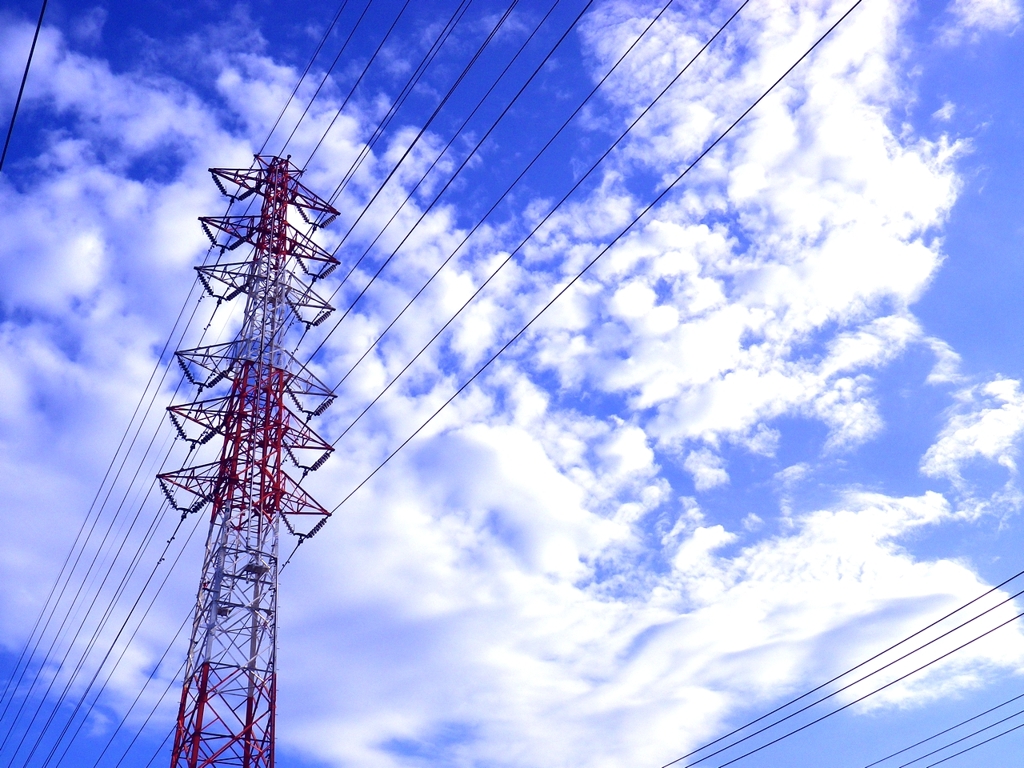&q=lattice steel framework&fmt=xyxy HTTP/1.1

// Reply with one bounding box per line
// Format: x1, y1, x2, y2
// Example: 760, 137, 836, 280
158, 156, 339, 768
